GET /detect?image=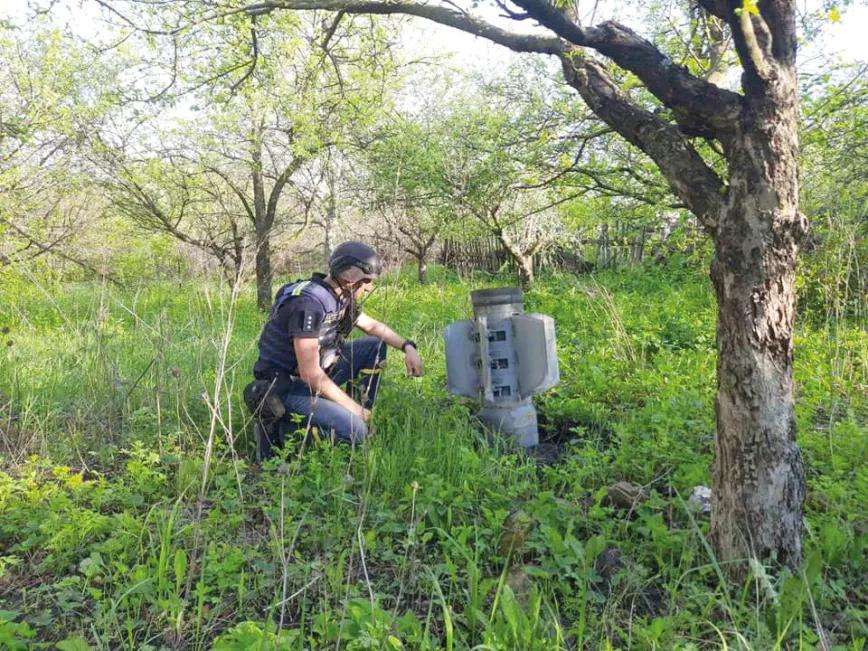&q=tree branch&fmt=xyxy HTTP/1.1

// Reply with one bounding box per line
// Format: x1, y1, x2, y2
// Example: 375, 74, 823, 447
205, 165, 257, 222
229, 22, 261, 94
758, 0, 797, 67
320, 9, 346, 50
560, 50, 724, 232
735, 6, 770, 80
508, 0, 741, 135
245, 1, 564, 54
249, 0, 738, 137
696, 0, 727, 20
266, 155, 309, 225
0, 216, 123, 285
